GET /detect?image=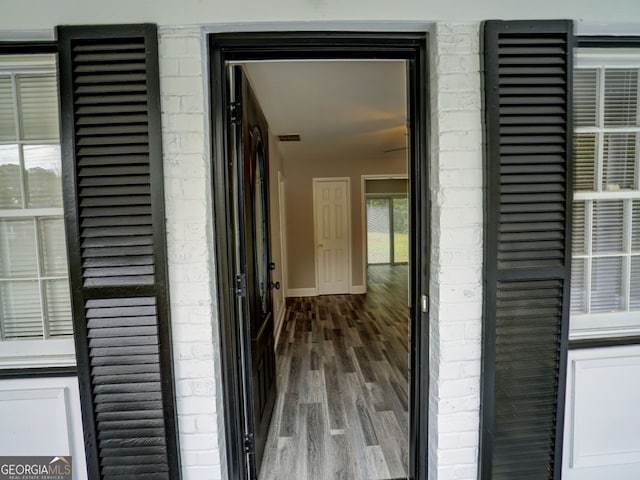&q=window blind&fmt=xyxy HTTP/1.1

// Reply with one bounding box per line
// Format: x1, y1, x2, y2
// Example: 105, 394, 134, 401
17, 74, 59, 140
0, 56, 72, 343
0, 76, 15, 140
571, 57, 640, 324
